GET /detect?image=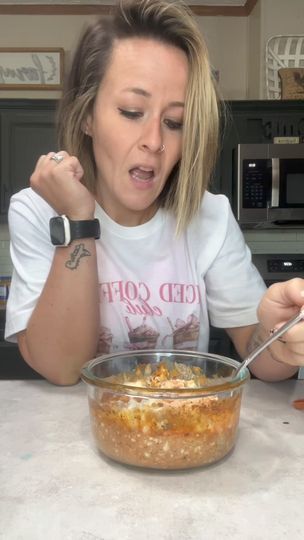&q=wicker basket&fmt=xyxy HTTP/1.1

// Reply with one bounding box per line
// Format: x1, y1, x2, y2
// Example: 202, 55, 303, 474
278, 67, 304, 99
266, 34, 304, 99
